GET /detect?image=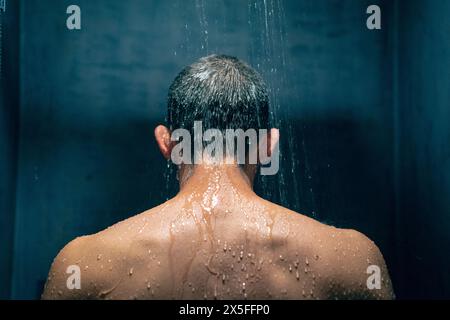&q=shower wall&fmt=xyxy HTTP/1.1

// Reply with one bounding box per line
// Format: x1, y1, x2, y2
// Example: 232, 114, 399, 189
396, 0, 450, 298
0, 0, 449, 299
0, 0, 19, 299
